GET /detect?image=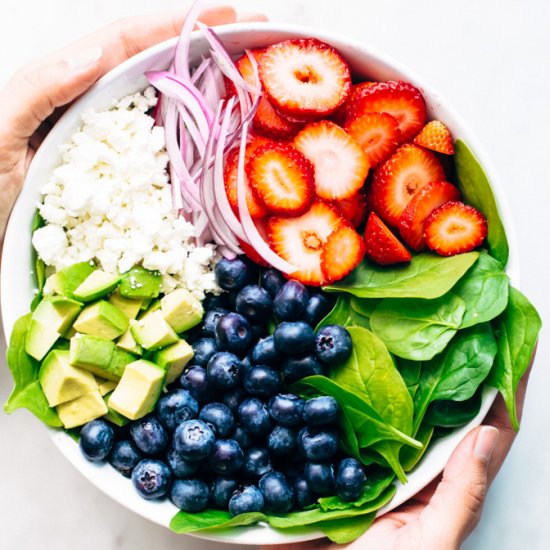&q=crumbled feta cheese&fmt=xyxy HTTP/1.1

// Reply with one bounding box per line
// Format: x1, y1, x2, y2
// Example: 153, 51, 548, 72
34, 88, 220, 300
